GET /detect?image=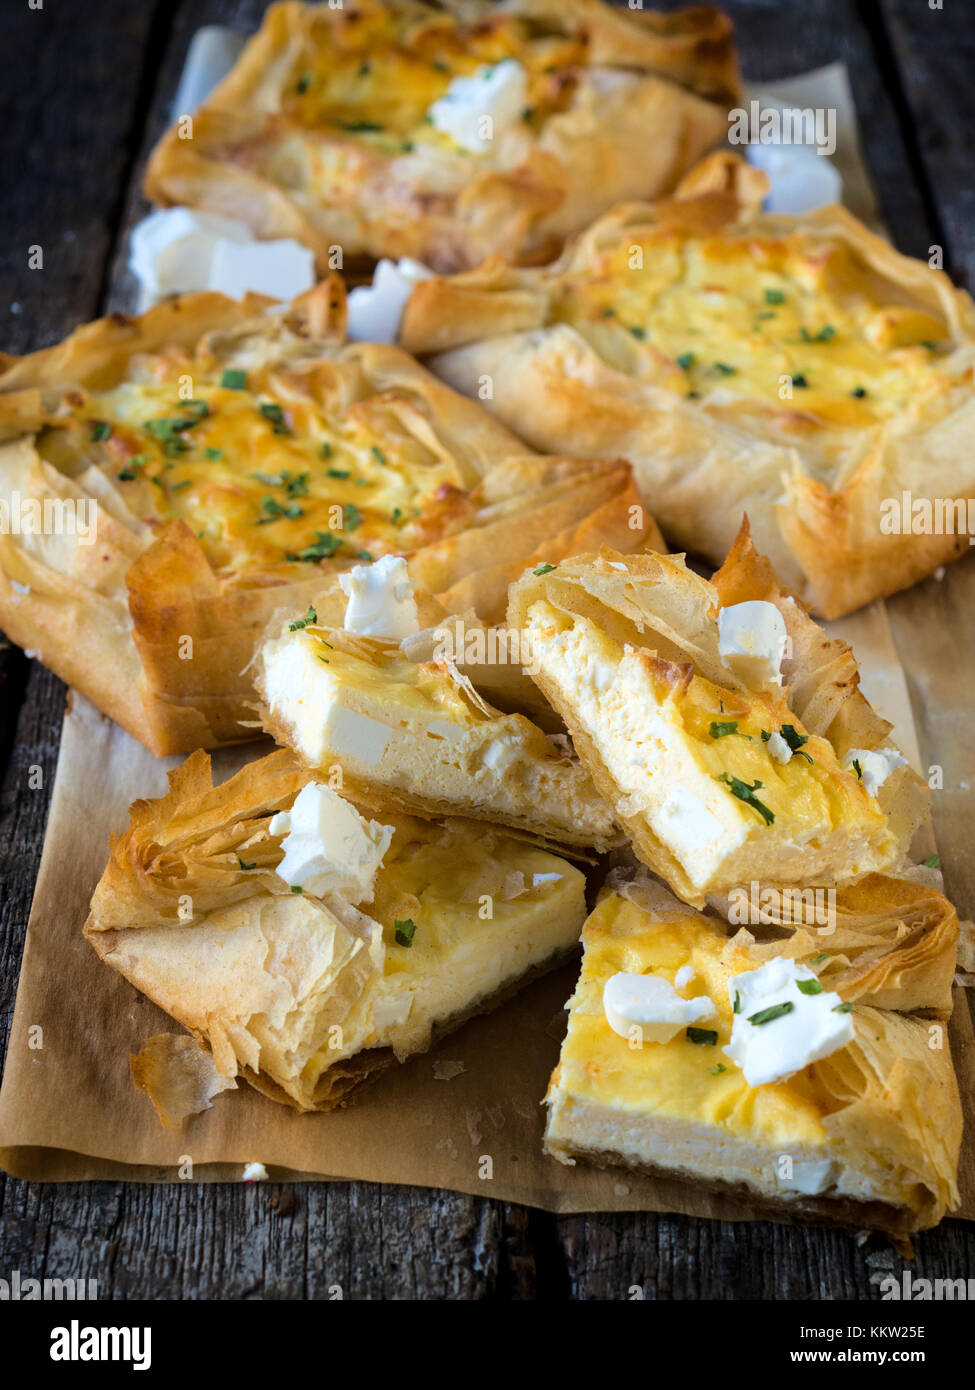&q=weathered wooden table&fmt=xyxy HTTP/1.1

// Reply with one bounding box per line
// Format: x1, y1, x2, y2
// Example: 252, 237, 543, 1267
1, 0, 973, 1299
